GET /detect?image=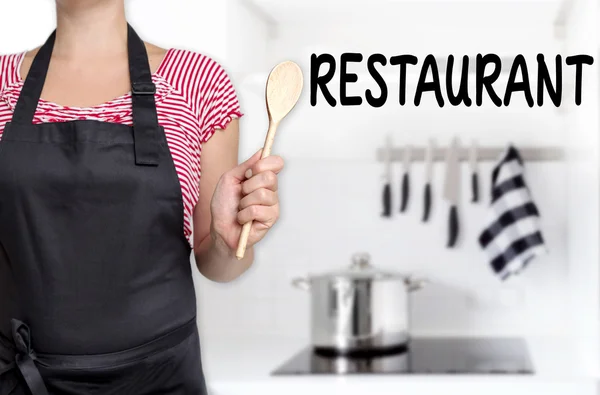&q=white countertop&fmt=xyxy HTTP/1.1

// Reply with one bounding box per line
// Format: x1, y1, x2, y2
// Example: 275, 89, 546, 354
200, 334, 598, 395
